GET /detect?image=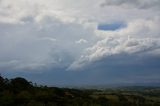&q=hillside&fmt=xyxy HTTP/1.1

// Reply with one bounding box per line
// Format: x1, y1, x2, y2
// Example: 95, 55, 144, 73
0, 75, 160, 106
